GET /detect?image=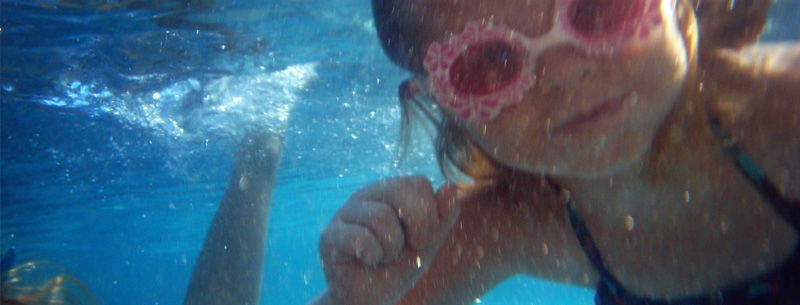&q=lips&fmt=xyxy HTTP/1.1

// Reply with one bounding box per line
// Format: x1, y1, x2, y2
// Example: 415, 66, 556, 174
552, 93, 631, 134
